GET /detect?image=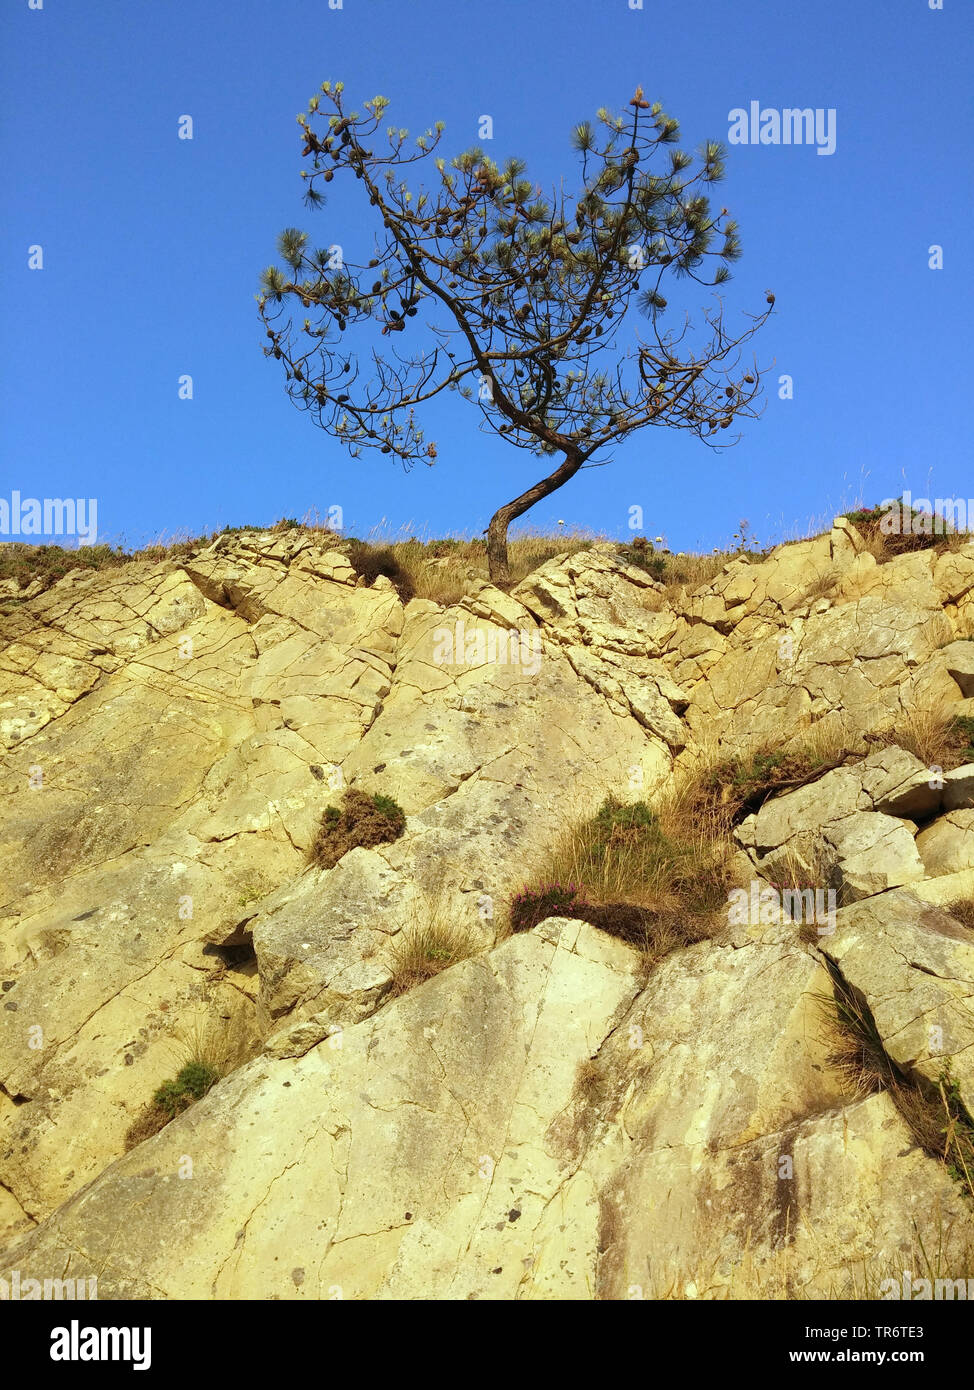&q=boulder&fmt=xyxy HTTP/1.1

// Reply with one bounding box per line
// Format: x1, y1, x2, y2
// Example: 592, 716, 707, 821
823, 889, 974, 1112
916, 809, 974, 877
